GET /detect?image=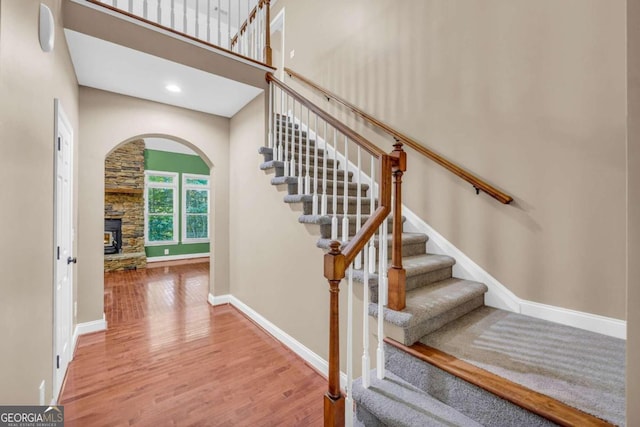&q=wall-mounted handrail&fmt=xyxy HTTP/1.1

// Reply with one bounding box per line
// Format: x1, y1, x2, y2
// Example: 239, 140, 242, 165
284, 67, 513, 205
